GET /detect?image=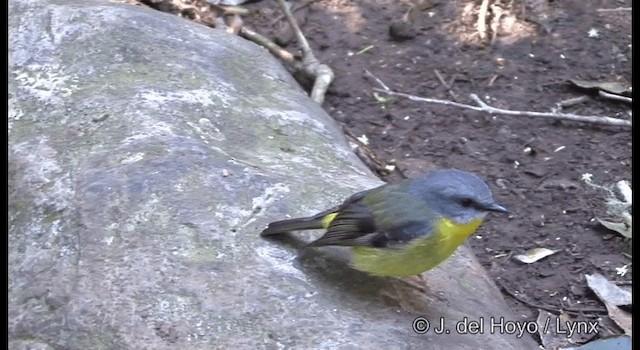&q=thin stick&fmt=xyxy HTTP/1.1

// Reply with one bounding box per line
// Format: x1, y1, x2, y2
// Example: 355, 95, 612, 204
469, 93, 630, 126
489, 3, 504, 46
433, 69, 450, 88
477, 0, 490, 42
373, 88, 497, 112
487, 74, 498, 87
556, 95, 589, 108
270, 0, 317, 26
599, 90, 632, 104
364, 69, 390, 91
275, 0, 333, 104
448, 74, 458, 88
239, 27, 296, 64
208, 3, 250, 16
596, 7, 632, 12
277, 0, 315, 61
372, 88, 631, 127
434, 69, 460, 101
342, 126, 388, 176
